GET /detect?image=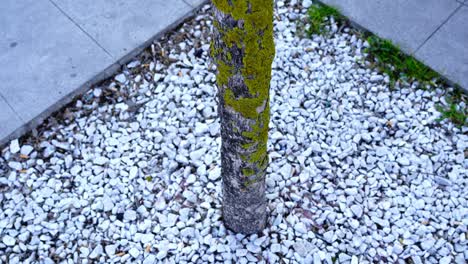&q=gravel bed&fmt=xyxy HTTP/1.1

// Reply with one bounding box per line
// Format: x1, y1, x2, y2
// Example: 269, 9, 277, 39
1, 1, 467, 263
